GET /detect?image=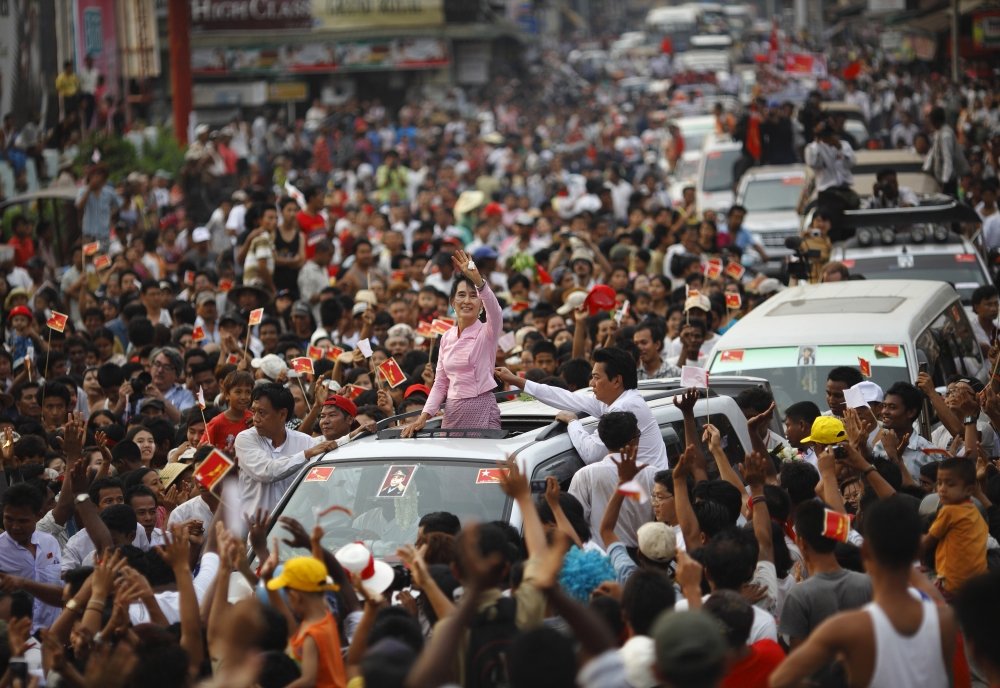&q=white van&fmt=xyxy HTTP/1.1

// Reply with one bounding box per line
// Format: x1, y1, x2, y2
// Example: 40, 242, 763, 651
696, 137, 743, 215
708, 280, 985, 414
